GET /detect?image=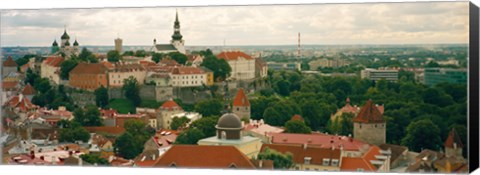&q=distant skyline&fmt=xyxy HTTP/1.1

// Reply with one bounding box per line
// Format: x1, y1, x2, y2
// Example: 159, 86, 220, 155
1, 2, 469, 47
